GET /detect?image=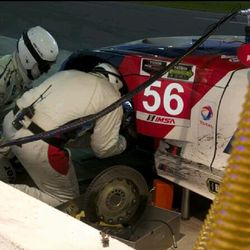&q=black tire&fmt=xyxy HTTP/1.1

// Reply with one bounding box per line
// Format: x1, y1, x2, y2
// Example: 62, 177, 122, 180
83, 165, 148, 225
